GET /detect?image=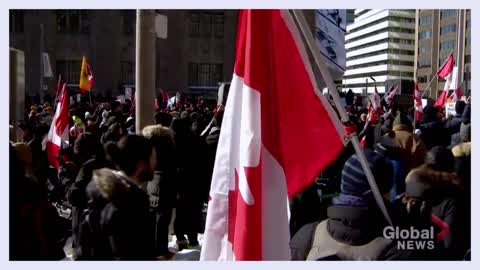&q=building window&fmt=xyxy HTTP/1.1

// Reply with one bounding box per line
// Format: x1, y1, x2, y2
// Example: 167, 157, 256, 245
464, 55, 471, 64
120, 61, 134, 84
56, 60, 82, 83
9, 10, 24, 33
122, 10, 135, 35
188, 63, 223, 86
213, 13, 224, 38
419, 15, 432, 25
440, 10, 457, 19
419, 47, 431, 54
189, 12, 200, 37
56, 10, 90, 34
418, 75, 429, 83
418, 58, 431, 68
418, 30, 432, 40
440, 40, 455, 51
200, 13, 212, 38
440, 24, 457, 35
189, 12, 224, 39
